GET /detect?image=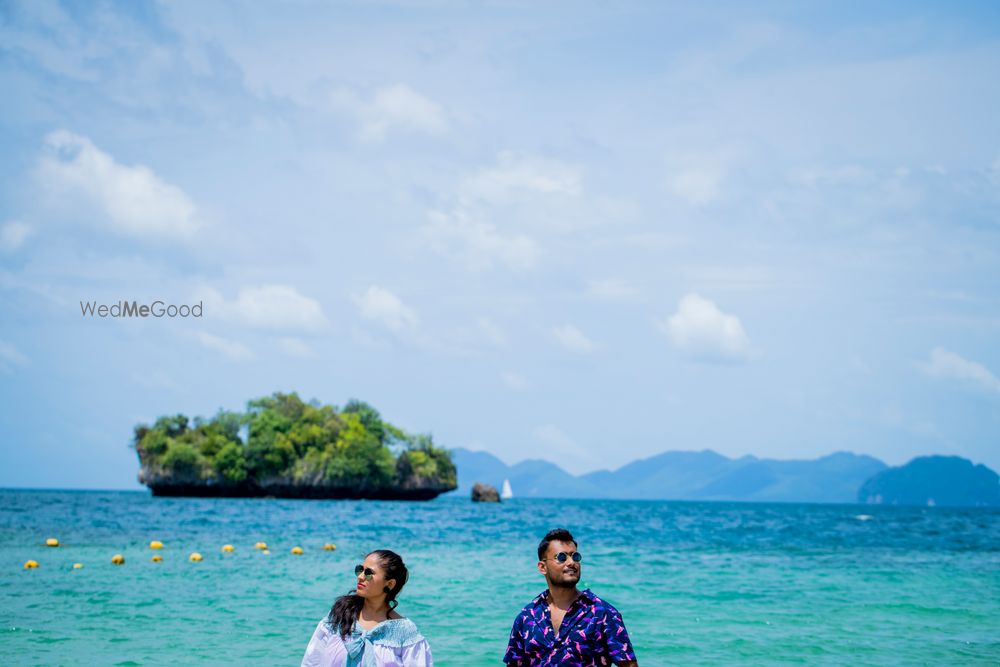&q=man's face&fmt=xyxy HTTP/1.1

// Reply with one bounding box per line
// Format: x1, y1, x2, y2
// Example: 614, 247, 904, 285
538, 539, 581, 588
